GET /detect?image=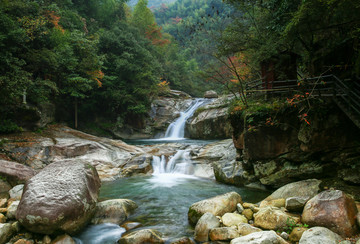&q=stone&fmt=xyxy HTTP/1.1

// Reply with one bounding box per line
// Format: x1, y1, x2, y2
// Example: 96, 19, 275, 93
237, 223, 262, 236
0, 208, 6, 214
91, 199, 138, 225
243, 202, 257, 209
121, 222, 142, 231
0, 198, 6, 208
242, 208, 253, 220
0, 180, 11, 194
222, 213, 247, 227
6, 200, 19, 219
0, 223, 16, 244
42, 235, 51, 244
263, 179, 321, 202
299, 227, 343, 244
0, 160, 36, 186
280, 231, 289, 240
16, 160, 101, 235
194, 212, 220, 242
118, 229, 164, 244
285, 197, 309, 212
188, 192, 242, 226
9, 185, 24, 200
339, 241, 352, 244
259, 198, 285, 208
209, 227, 240, 241
230, 230, 288, 244
169, 237, 195, 244
0, 213, 6, 223
302, 190, 358, 237
236, 203, 244, 214
289, 227, 308, 242
14, 240, 34, 244
204, 90, 218, 98
51, 234, 76, 244
254, 207, 296, 230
